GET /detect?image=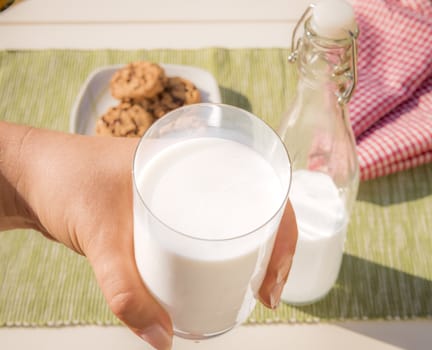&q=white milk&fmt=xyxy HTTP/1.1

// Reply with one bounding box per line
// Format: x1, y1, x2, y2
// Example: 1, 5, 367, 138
133, 137, 286, 337
281, 170, 348, 304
